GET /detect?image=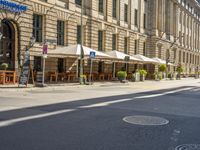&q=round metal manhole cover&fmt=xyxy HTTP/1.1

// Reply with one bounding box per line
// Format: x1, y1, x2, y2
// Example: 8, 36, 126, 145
123, 115, 169, 126
175, 144, 200, 150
